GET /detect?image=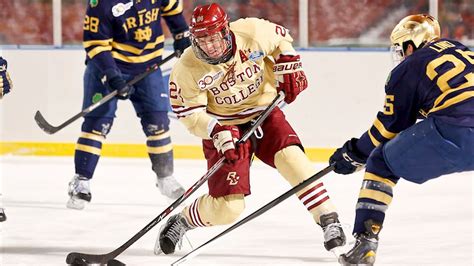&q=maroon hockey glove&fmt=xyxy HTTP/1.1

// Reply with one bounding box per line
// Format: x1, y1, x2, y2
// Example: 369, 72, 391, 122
273, 55, 308, 104
211, 124, 249, 163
